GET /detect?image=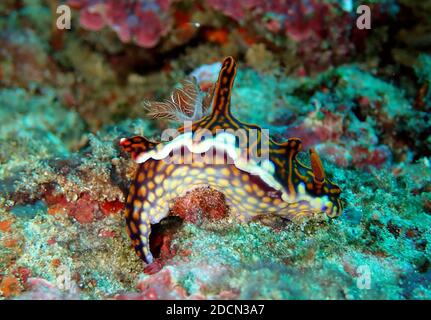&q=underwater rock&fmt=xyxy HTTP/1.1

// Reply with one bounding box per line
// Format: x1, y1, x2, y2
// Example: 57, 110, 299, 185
117, 268, 186, 300
171, 187, 229, 224
0, 30, 58, 88
245, 43, 278, 74
0, 88, 85, 179
67, 194, 98, 224
15, 278, 80, 300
